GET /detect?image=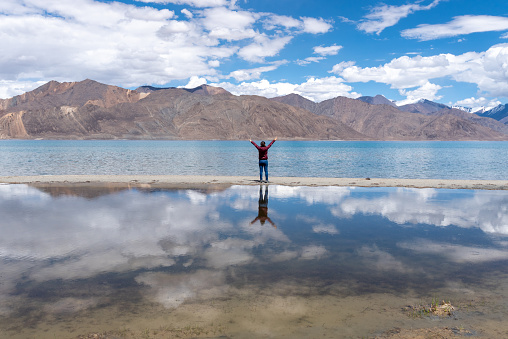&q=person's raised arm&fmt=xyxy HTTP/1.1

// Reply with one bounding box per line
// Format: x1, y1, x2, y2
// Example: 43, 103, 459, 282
267, 138, 277, 148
